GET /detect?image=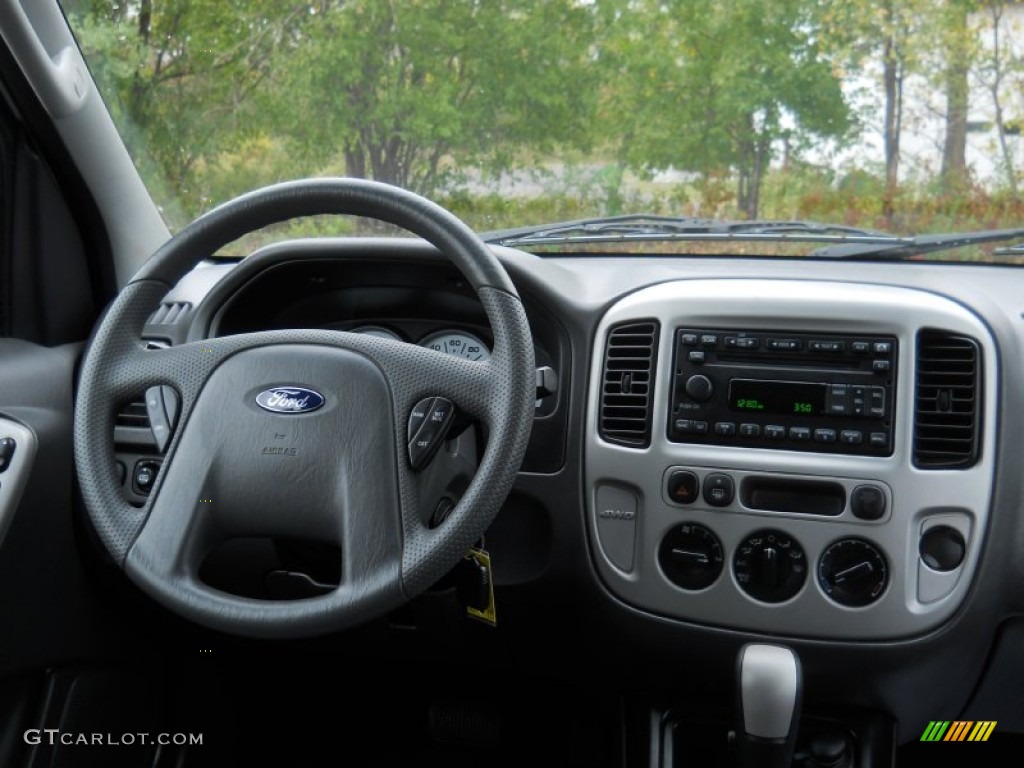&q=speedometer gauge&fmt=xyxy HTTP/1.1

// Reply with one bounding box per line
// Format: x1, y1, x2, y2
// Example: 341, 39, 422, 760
418, 330, 491, 361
